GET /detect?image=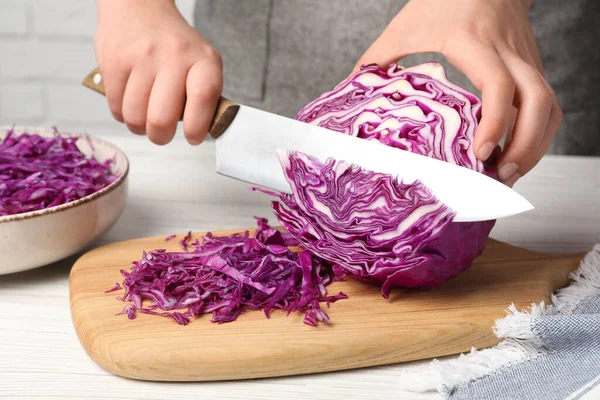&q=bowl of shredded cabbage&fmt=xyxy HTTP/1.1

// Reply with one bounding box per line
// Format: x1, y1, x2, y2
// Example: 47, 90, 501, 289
0, 126, 129, 275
